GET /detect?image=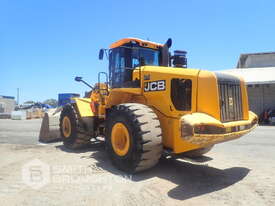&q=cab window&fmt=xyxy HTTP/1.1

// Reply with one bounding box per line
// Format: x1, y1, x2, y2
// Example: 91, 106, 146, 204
109, 46, 160, 88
